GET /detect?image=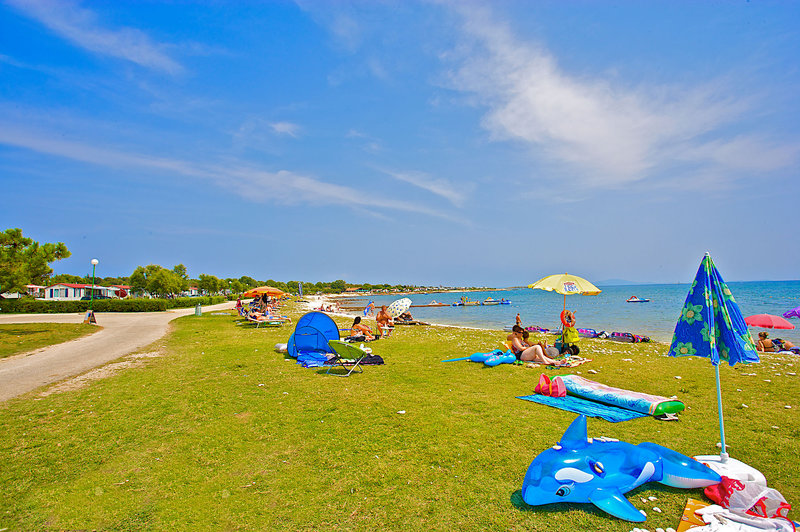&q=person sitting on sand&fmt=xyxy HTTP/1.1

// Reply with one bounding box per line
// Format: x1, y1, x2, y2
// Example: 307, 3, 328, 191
376, 305, 394, 336
350, 316, 374, 341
